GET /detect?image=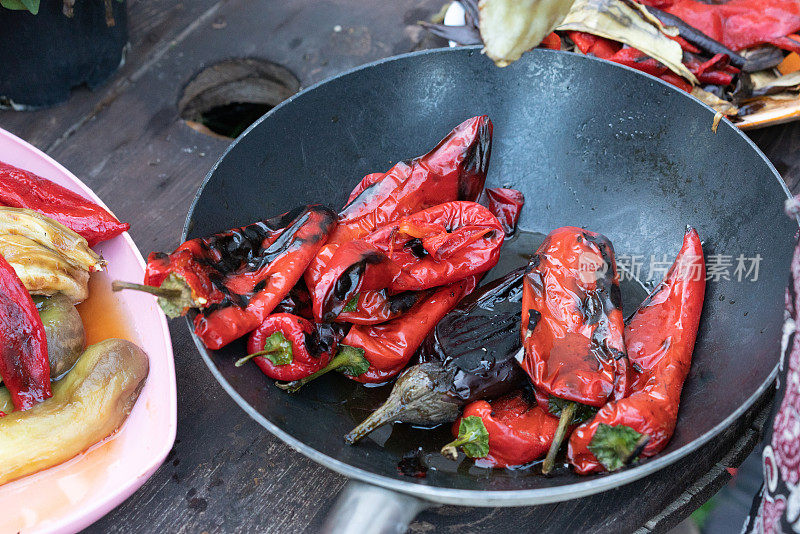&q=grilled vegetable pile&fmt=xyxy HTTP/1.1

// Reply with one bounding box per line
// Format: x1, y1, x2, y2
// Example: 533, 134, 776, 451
427, 0, 800, 127
120, 114, 707, 476
0, 161, 149, 486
